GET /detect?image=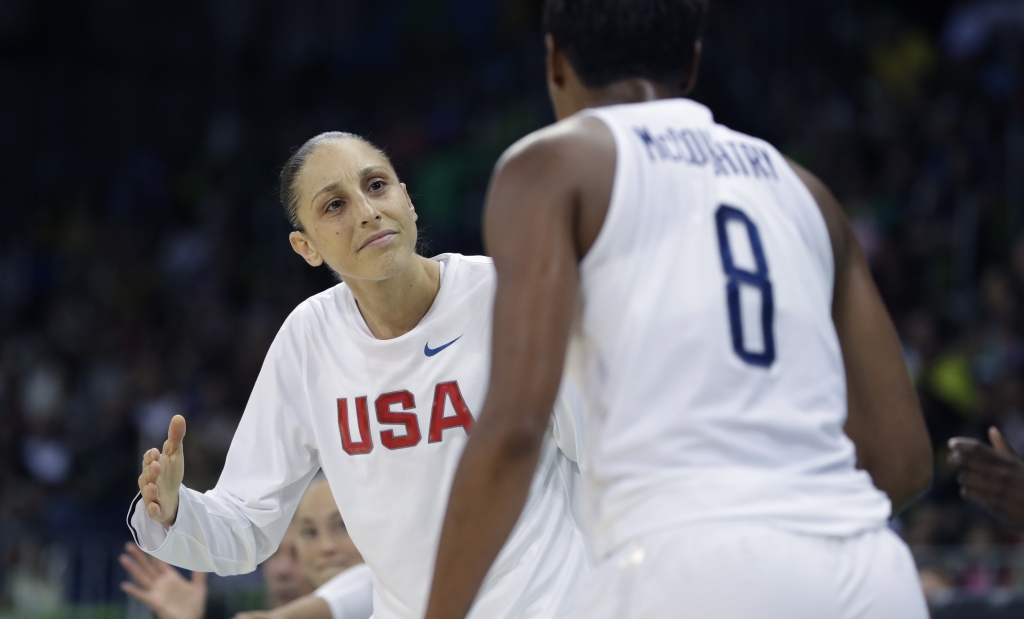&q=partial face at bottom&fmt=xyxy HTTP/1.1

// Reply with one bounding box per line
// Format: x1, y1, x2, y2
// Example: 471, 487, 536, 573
262, 522, 317, 608
294, 479, 363, 587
